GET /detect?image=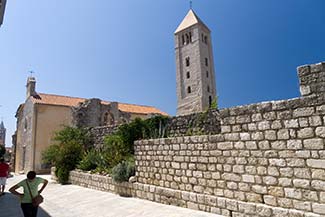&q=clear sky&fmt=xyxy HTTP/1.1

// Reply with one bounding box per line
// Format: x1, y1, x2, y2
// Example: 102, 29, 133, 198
0, 0, 324, 147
